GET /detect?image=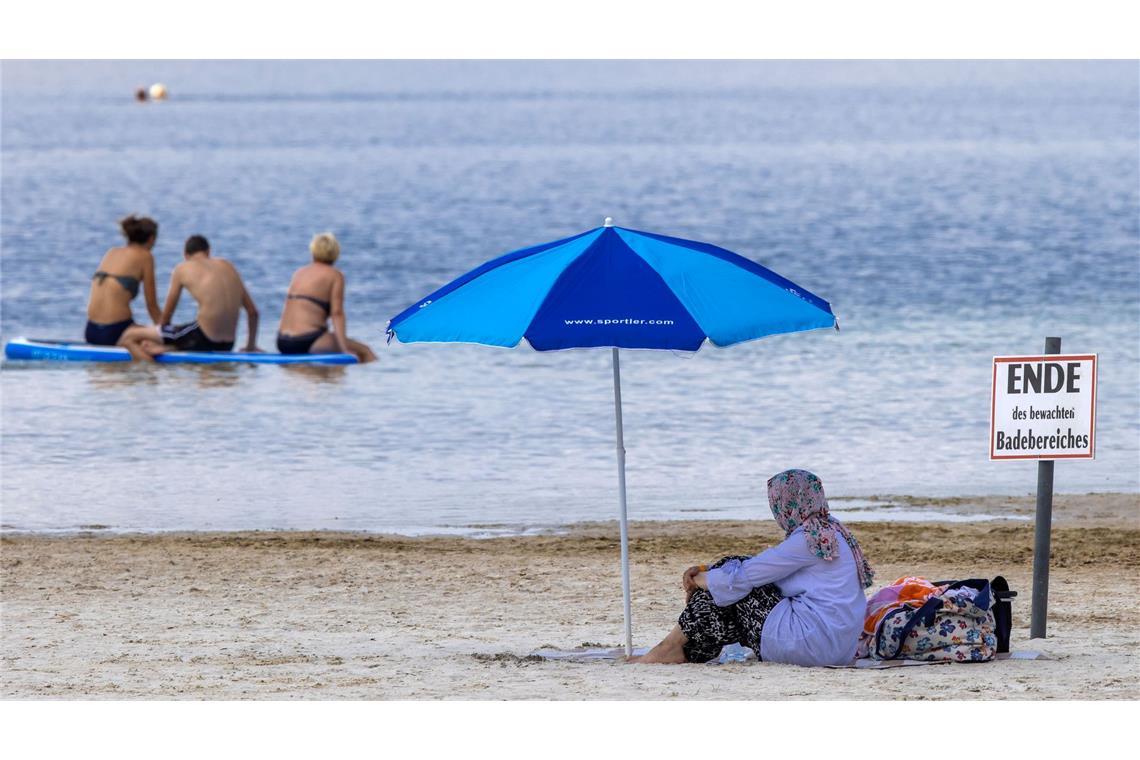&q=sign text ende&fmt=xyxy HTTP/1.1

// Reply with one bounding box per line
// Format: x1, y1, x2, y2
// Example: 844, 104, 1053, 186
1006, 361, 1081, 395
